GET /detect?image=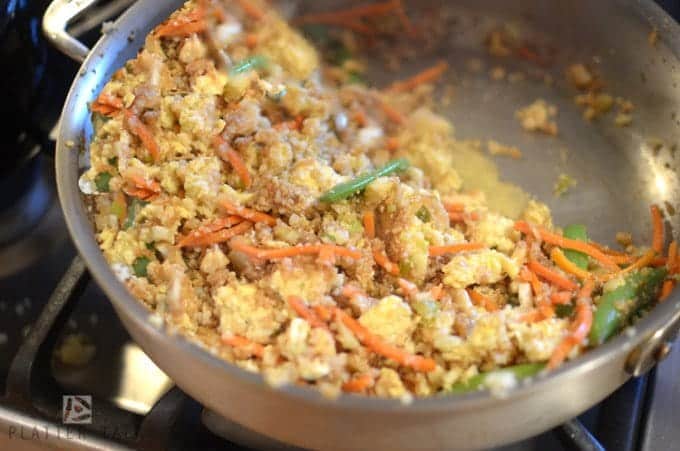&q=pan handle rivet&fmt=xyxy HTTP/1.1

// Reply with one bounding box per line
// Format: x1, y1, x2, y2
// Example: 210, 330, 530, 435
654, 342, 672, 362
